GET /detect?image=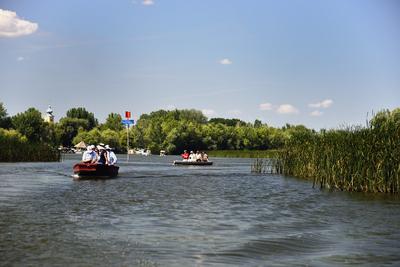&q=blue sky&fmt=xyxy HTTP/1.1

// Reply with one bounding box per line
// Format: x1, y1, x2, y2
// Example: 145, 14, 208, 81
0, 0, 399, 129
